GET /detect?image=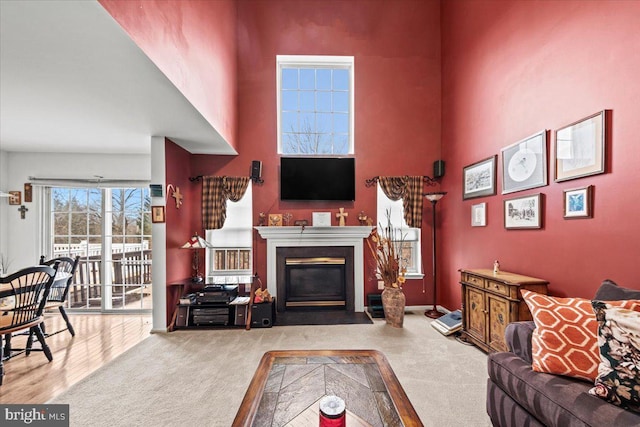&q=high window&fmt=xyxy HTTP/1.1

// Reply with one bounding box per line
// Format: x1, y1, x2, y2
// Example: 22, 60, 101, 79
376, 184, 423, 278
277, 55, 354, 155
